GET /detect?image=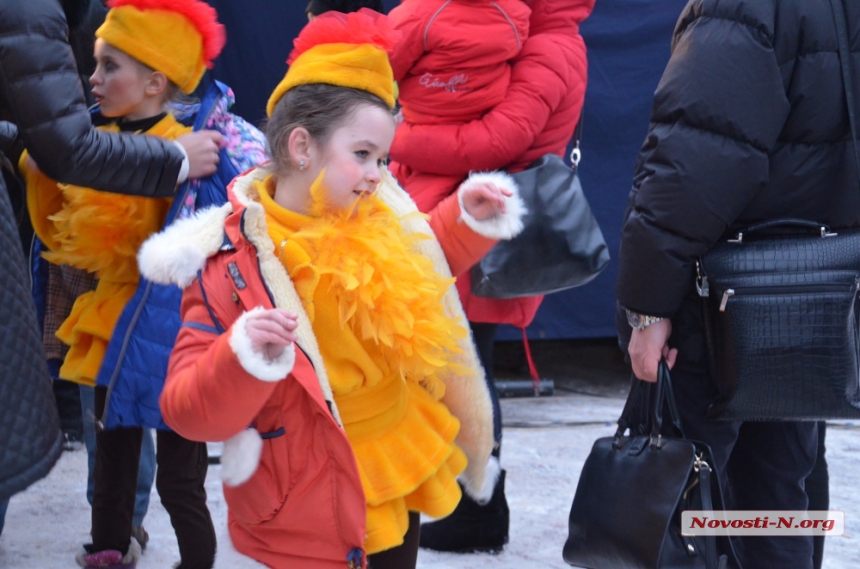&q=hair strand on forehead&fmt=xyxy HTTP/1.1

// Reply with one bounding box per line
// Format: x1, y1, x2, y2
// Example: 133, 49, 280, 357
264, 83, 393, 176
